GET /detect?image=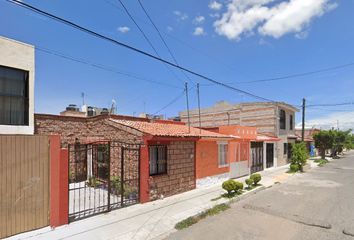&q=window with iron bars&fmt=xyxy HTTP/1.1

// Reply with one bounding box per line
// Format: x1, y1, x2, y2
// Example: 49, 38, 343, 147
149, 145, 167, 175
